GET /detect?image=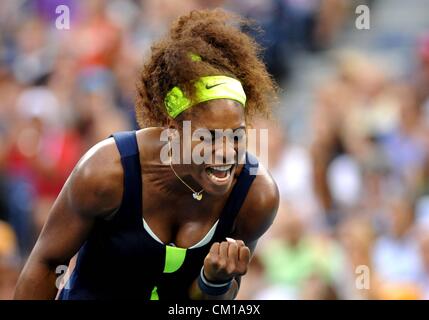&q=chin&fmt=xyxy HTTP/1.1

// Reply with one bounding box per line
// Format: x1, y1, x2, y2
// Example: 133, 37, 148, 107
198, 164, 236, 196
